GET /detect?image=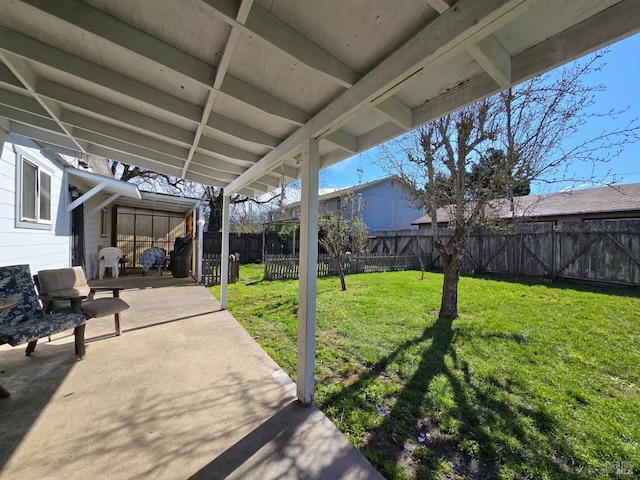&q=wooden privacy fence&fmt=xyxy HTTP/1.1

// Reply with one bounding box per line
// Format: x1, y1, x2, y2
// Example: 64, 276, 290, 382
204, 232, 297, 262
202, 253, 240, 286
368, 219, 640, 287
264, 253, 419, 280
